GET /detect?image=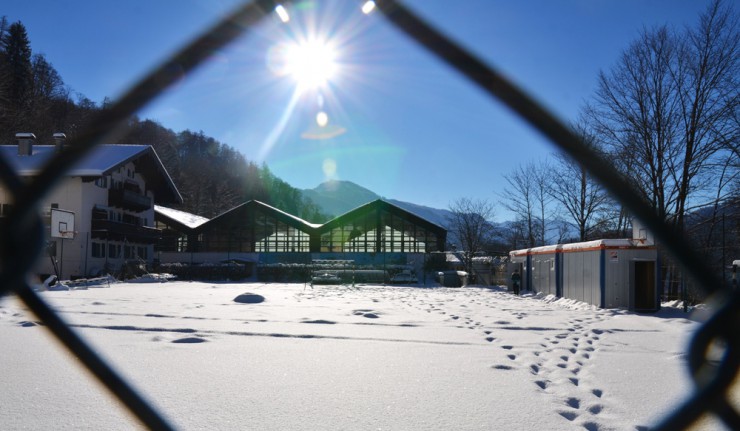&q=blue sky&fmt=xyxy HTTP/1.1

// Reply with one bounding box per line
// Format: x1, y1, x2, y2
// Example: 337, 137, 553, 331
4, 0, 715, 220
